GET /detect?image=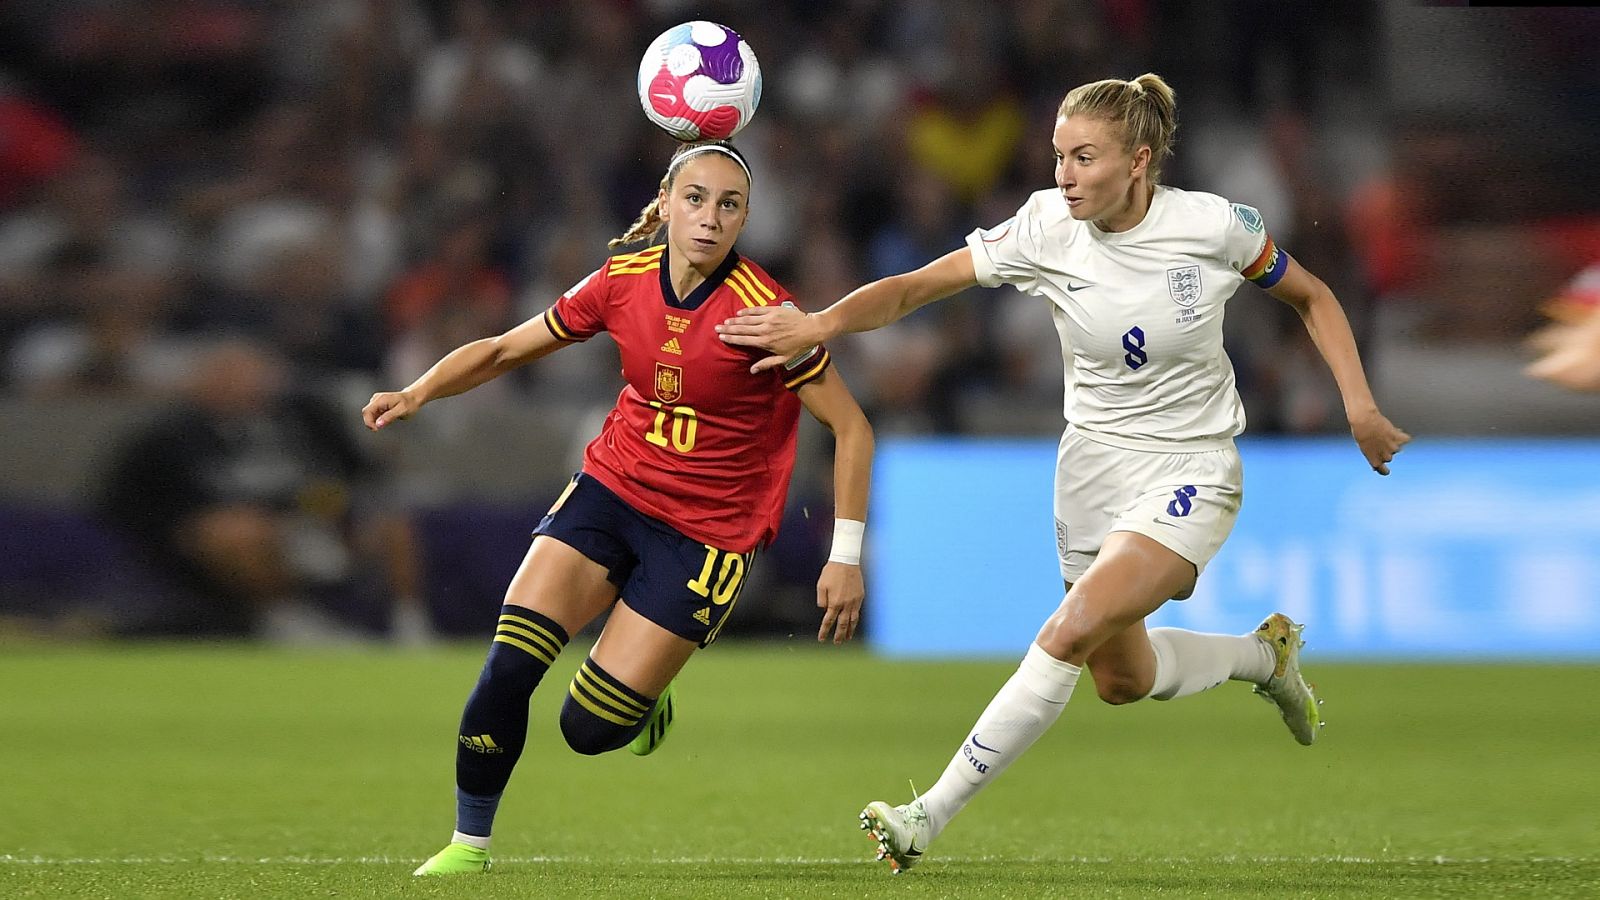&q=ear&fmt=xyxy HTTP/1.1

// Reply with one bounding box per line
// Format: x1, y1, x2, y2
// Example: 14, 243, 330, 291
656, 189, 670, 221
1129, 145, 1152, 180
